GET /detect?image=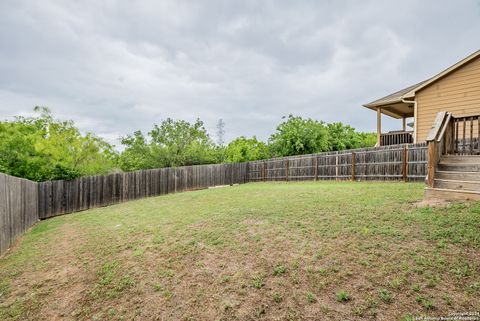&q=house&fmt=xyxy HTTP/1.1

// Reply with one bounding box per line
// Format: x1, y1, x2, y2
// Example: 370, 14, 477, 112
363, 50, 480, 147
